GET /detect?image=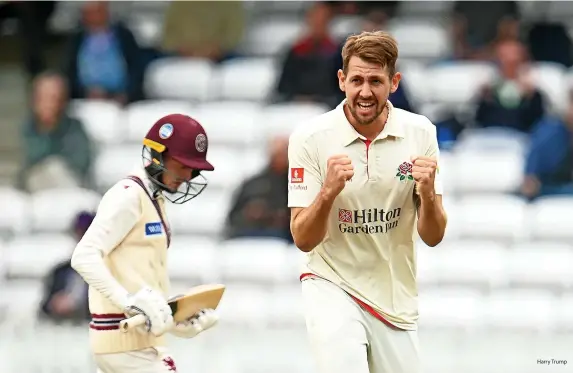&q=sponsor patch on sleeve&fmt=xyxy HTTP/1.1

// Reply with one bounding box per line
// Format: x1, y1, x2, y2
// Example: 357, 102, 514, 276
145, 222, 163, 236
290, 168, 304, 183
